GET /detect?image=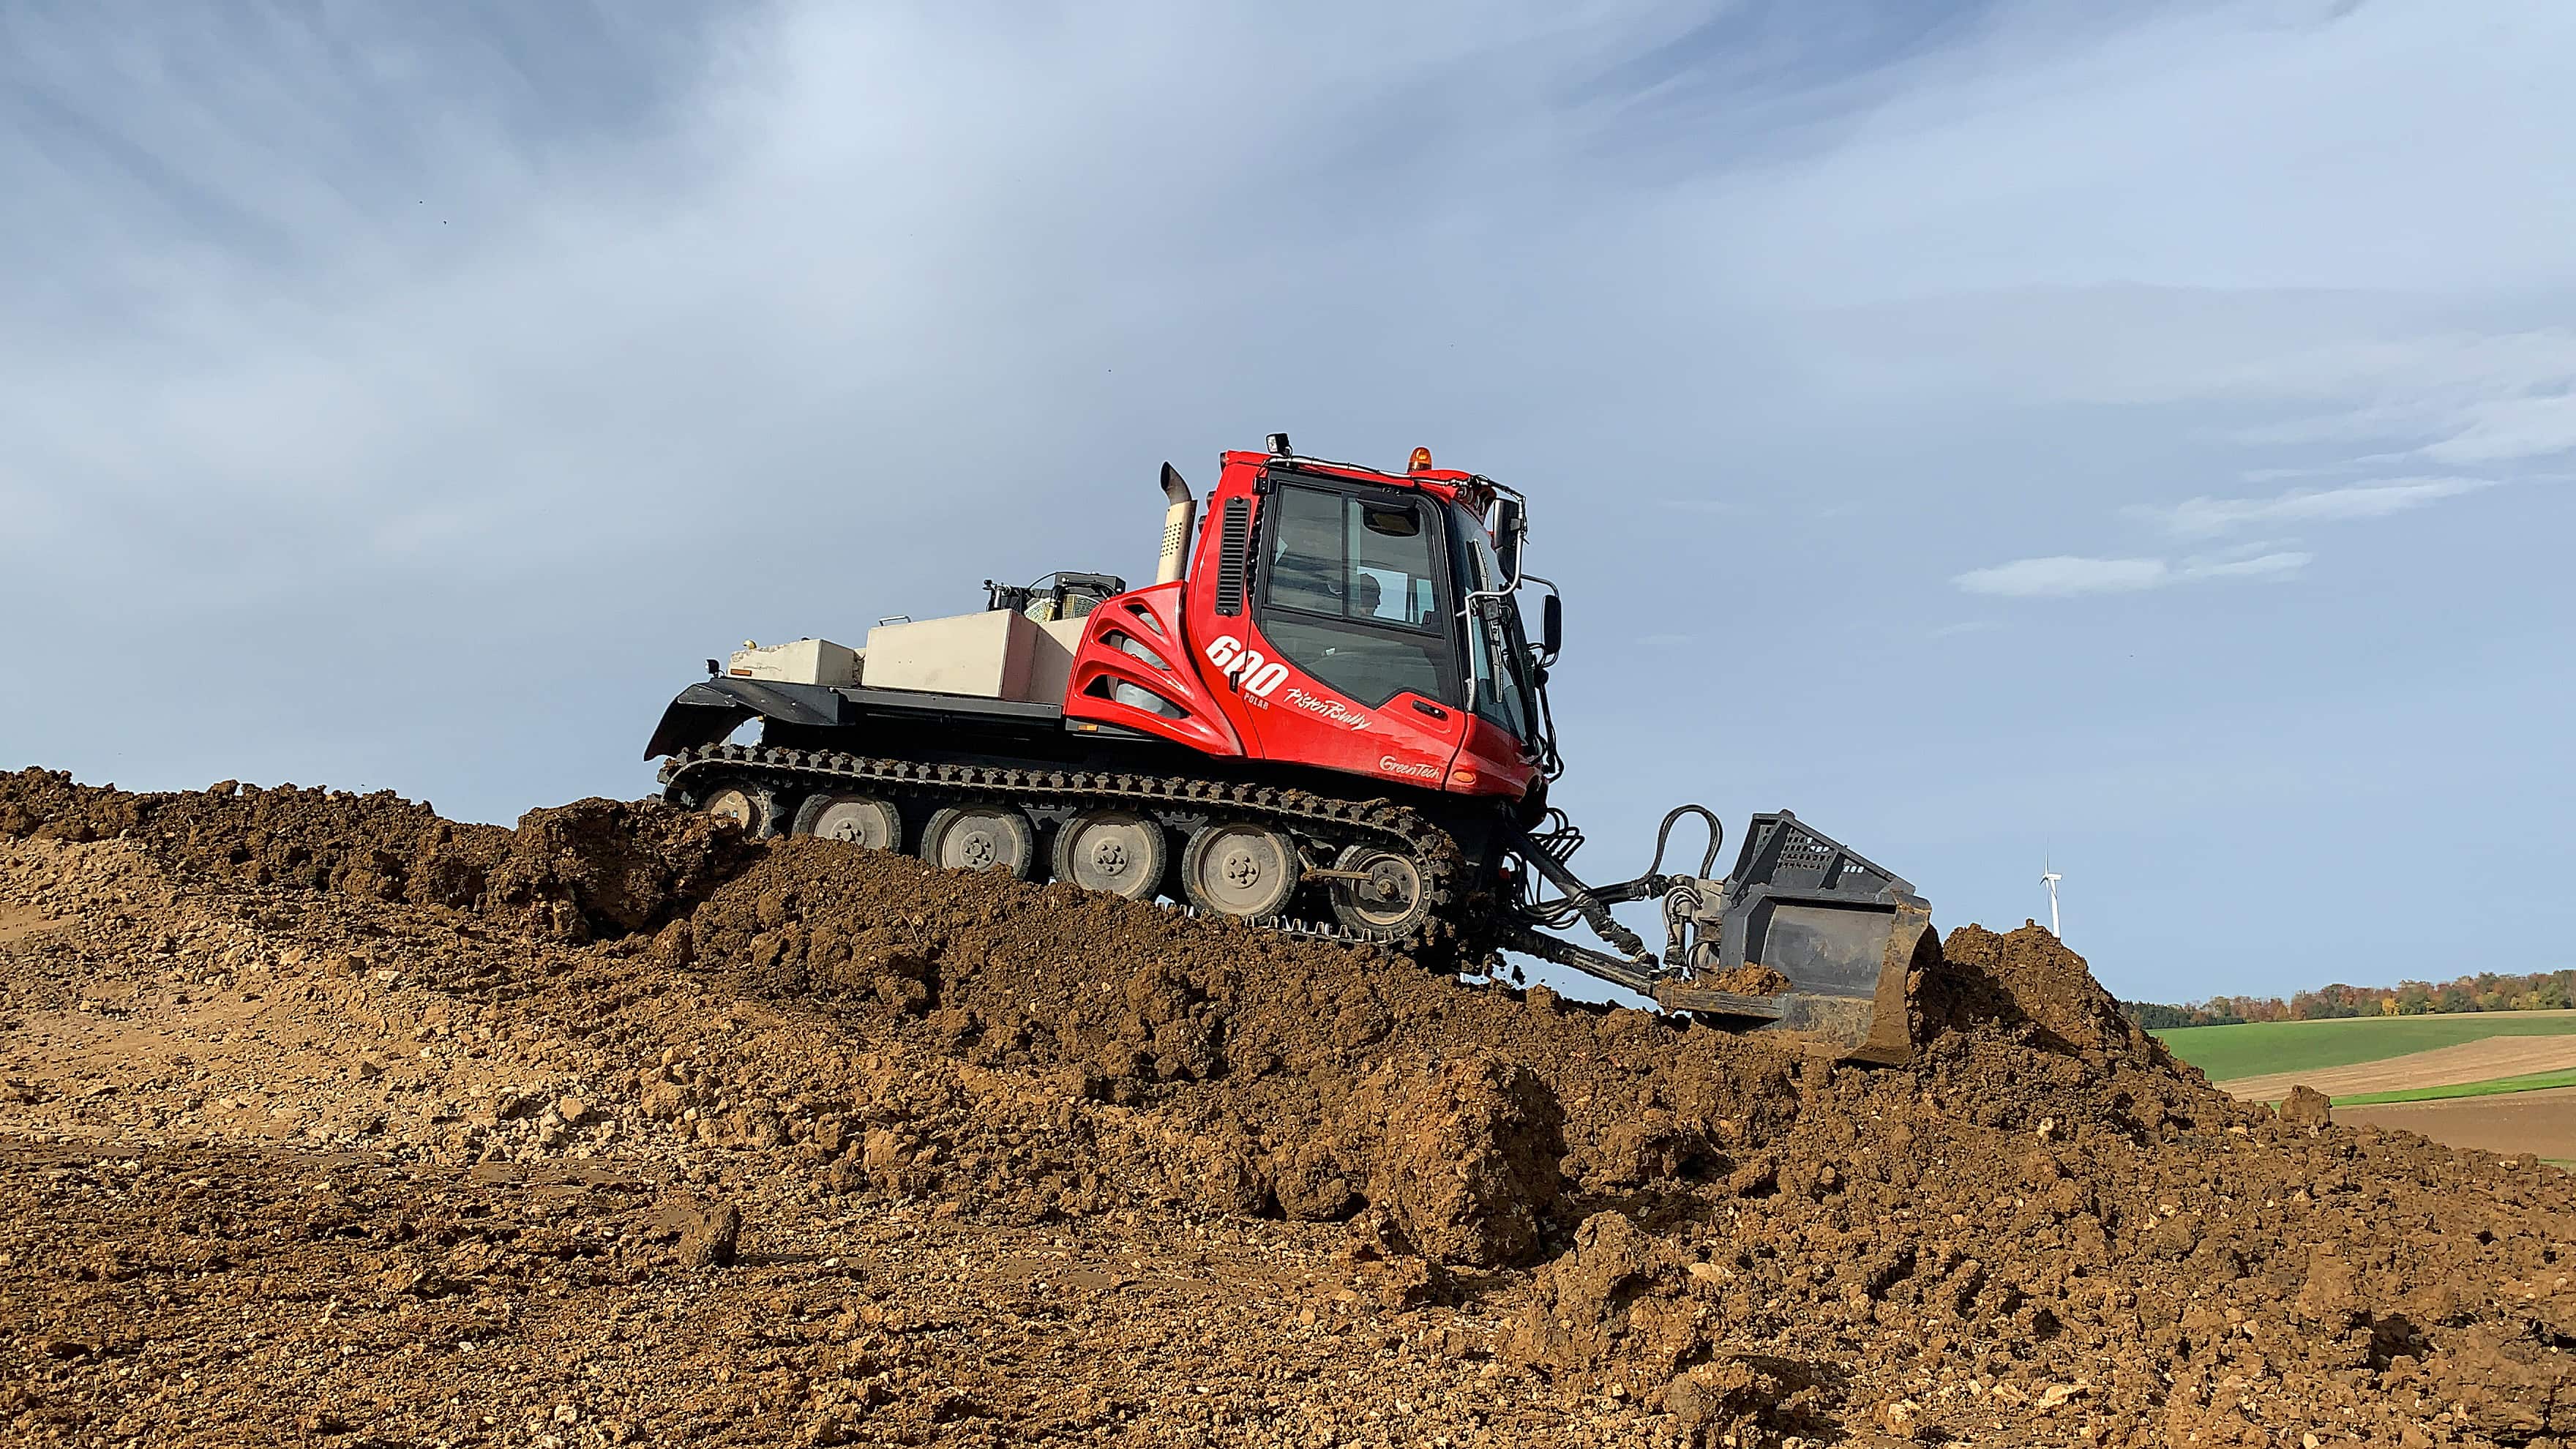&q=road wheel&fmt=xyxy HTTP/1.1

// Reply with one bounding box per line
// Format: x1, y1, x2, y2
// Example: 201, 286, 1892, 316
921, 804, 1036, 878
792, 792, 902, 850
1180, 820, 1300, 920
695, 779, 781, 837
1326, 842, 1432, 937
1052, 810, 1168, 900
